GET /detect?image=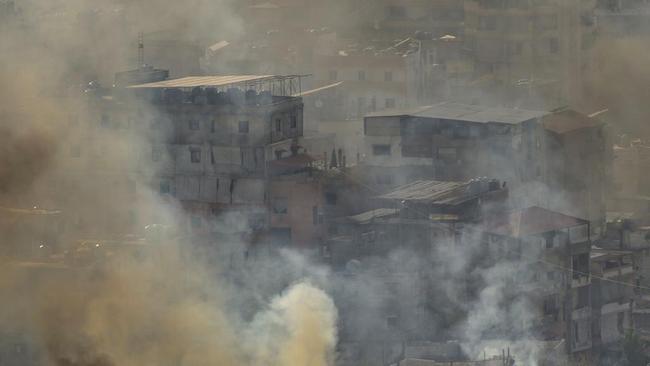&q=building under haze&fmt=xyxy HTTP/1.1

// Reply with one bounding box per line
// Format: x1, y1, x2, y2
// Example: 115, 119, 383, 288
463, 0, 596, 108
82, 74, 310, 245
360, 102, 608, 231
